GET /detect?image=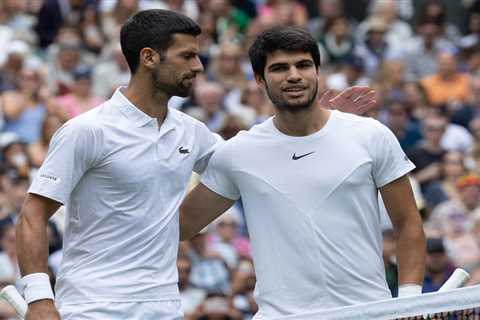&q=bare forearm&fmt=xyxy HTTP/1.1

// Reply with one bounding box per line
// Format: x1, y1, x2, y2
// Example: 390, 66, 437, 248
180, 183, 235, 241
395, 224, 426, 285
16, 211, 49, 276
16, 194, 59, 276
